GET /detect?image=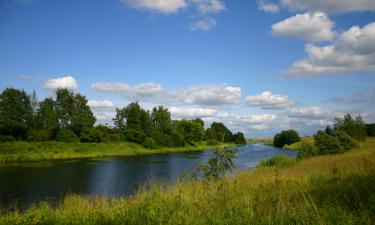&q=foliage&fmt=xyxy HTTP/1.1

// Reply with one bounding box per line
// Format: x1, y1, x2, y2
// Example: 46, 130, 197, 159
175, 119, 205, 144
233, 132, 246, 144
79, 128, 103, 143
34, 98, 59, 140
314, 130, 343, 154
142, 137, 157, 149
0, 135, 15, 142
273, 129, 301, 148
334, 114, 367, 141
258, 155, 296, 167
205, 122, 233, 143
297, 142, 318, 159
197, 146, 237, 179
0, 88, 33, 139
365, 123, 375, 136
56, 129, 79, 143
